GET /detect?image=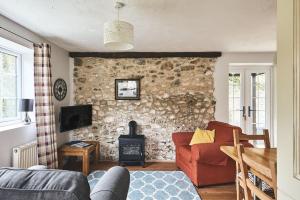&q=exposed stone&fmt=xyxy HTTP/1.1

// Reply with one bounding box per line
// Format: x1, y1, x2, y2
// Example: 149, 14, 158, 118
190, 58, 200, 64
78, 78, 86, 83
161, 62, 174, 70
85, 65, 93, 69
181, 65, 195, 71
104, 116, 114, 123
73, 57, 216, 161
74, 58, 83, 66
136, 59, 146, 65
173, 79, 181, 86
